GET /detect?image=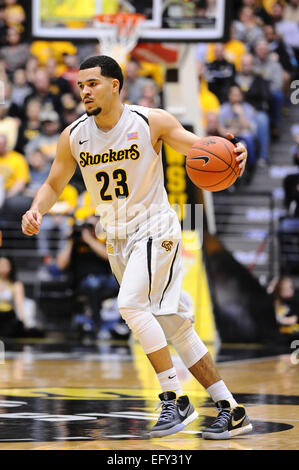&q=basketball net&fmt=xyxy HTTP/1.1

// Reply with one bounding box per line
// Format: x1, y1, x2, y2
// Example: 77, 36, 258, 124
93, 13, 146, 68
